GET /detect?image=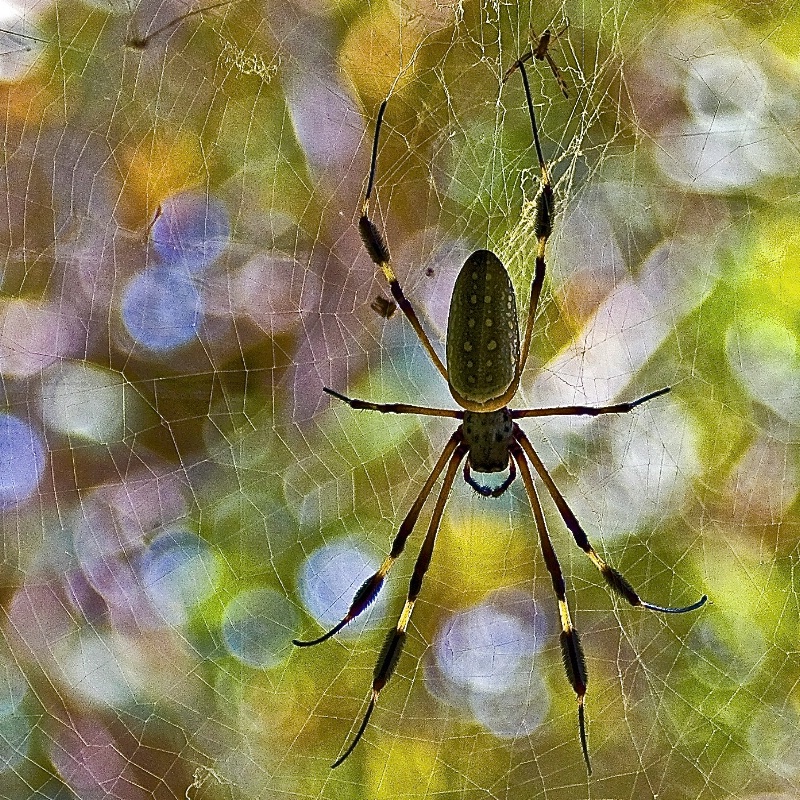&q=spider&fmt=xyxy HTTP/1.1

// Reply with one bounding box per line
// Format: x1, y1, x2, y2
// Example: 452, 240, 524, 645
293, 62, 707, 774
503, 20, 571, 98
